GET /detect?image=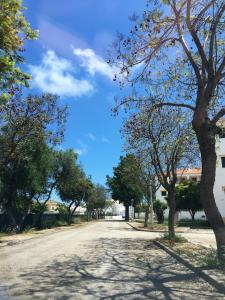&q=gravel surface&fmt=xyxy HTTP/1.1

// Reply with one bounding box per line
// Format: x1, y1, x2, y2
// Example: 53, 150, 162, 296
0, 221, 224, 299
